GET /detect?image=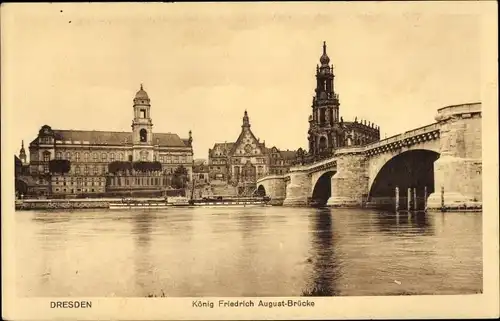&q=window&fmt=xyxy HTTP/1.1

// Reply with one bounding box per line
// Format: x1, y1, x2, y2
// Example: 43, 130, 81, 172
75, 152, 80, 162
84, 153, 89, 162
84, 166, 89, 175
44, 165, 49, 173
119, 153, 124, 161
141, 152, 147, 161
110, 153, 115, 162
172, 156, 178, 163
101, 153, 107, 162
56, 152, 62, 160
140, 129, 147, 142
75, 166, 80, 175
93, 166, 98, 175
93, 153, 98, 162
140, 109, 146, 118
166, 156, 172, 163
153, 155, 157, 161
43, 152, 50, 162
